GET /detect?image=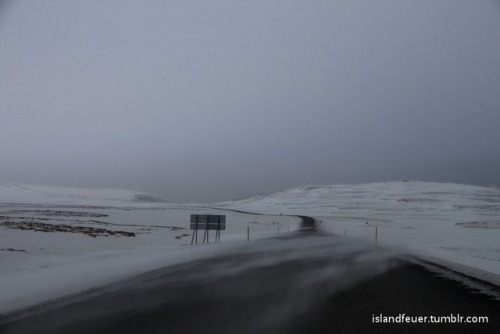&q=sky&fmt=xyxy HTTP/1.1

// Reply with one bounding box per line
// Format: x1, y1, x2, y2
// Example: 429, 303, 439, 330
1, 0, 499, 203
